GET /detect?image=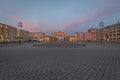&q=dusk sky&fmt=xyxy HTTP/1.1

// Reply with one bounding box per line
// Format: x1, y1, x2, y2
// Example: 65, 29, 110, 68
0, 0, 120, 35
